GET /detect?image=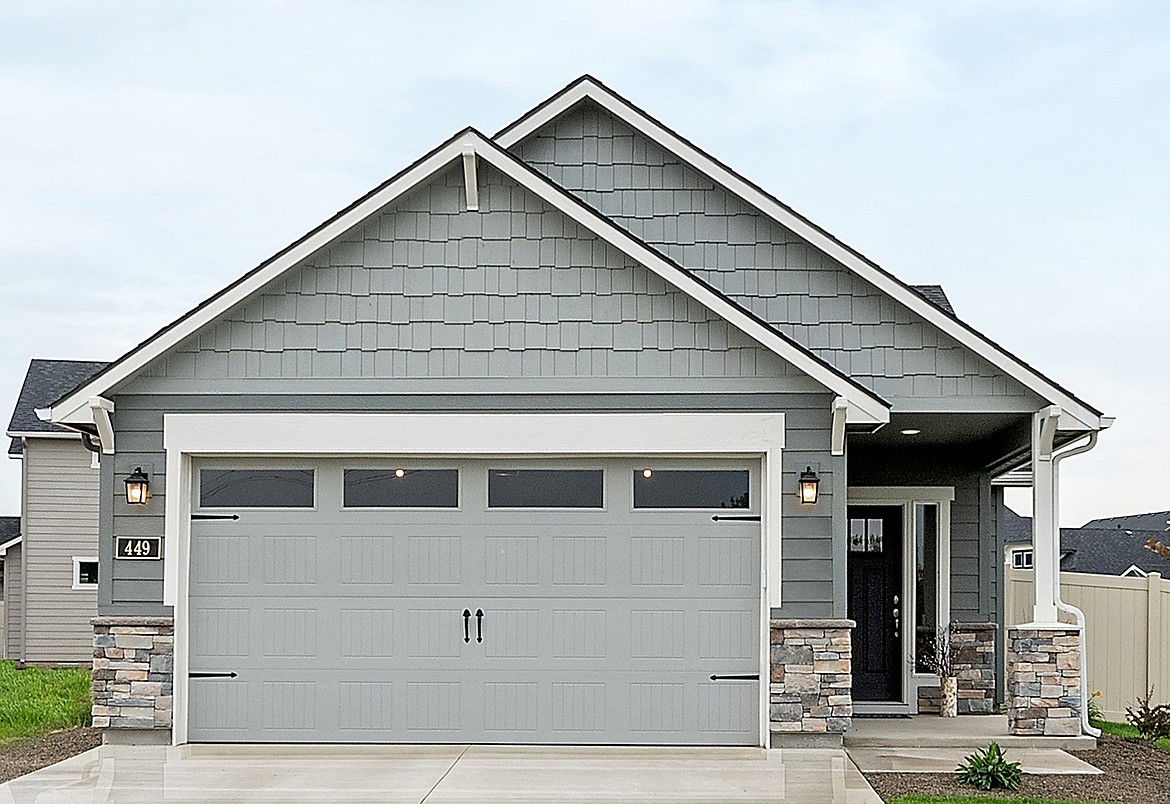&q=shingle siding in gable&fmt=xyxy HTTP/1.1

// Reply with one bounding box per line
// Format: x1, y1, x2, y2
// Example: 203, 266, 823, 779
128, 162, 800, 389
511, 101, 1041, 408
